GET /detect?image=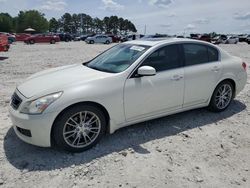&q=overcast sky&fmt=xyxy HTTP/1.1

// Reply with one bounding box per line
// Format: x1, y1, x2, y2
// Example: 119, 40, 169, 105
1, 0, 250, 35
